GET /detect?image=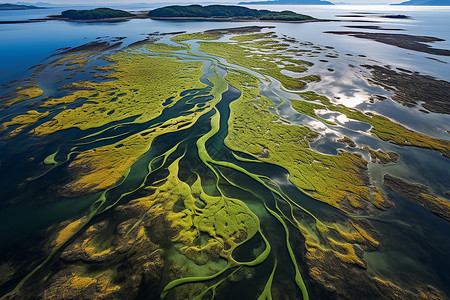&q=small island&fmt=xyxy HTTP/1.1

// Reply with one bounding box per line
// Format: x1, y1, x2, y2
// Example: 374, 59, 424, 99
0, 3, 45, 10
58, 8, 135, 21
148, 5, 315, 22
382, 14, 411, 19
